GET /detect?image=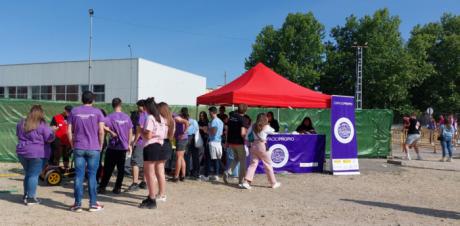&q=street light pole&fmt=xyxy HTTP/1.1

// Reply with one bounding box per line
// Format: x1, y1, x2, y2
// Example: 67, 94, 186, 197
128, 44, 133, 103
352, 42, 368, 110
88, 9, 94, 92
